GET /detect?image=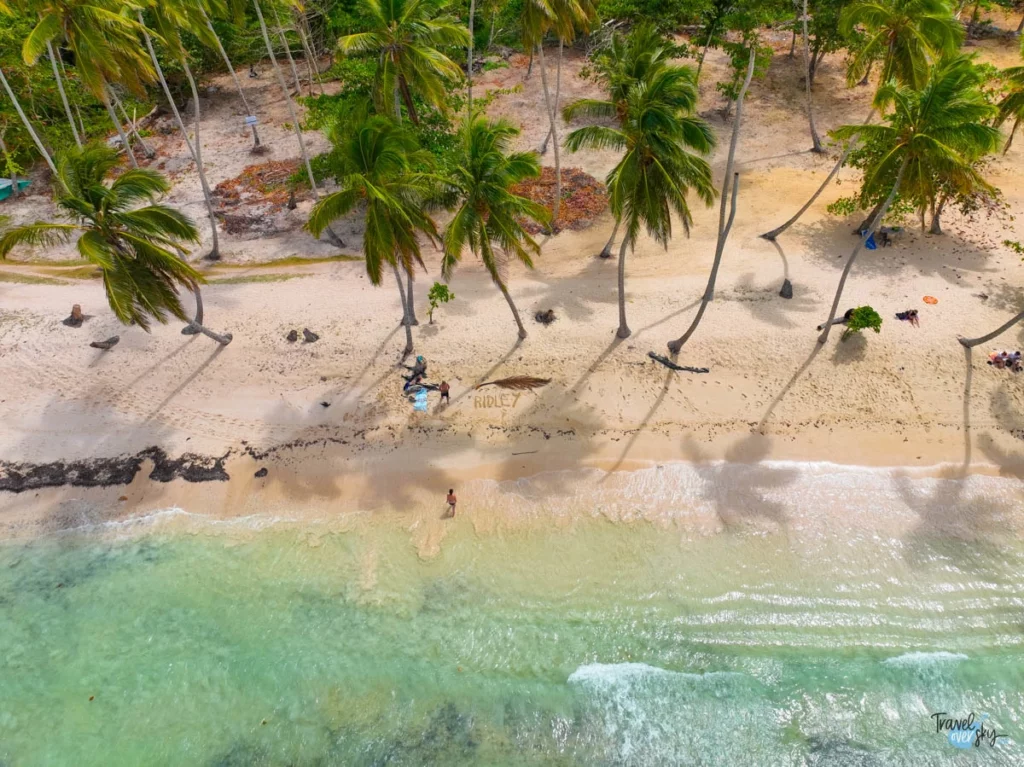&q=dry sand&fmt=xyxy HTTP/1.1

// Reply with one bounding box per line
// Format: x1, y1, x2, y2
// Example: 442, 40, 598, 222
1, 29, 1023, 537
